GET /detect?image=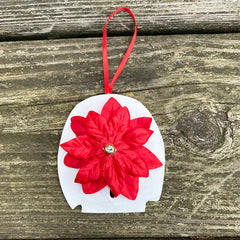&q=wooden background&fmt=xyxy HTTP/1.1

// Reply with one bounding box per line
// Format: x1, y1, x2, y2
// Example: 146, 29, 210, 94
0, 0, 239, 239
